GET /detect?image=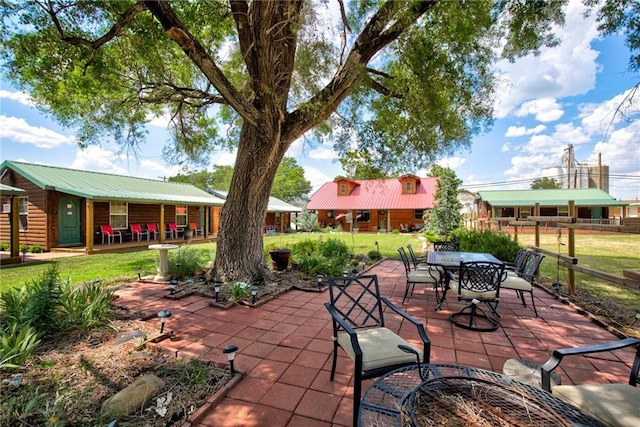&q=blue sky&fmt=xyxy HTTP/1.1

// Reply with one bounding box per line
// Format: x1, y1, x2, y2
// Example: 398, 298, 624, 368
1, 0, 639, 201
